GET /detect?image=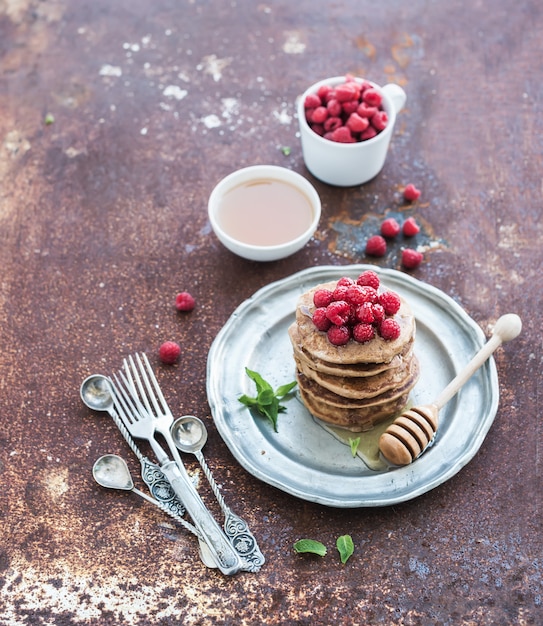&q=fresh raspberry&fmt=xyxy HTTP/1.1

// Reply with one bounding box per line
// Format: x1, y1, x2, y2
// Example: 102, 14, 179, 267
356, 285, 378, 304
379, 318, 401, 341
317, 84, 332, 101
336, 276, 355, 287
402, 217, 420, 236
357, 103, 378, 118
312, 307, 332, 331
365, 235, 387, 257
342, 100, 359, 115
353, 323, 375, 344
335, 82, 360, 102
331, 126, 355, 143
371, 110, 388, 131
159, 341, 181, 365
345, 284, 367, 306
360, 126, 377, 141
313, 288, 334, 308
356, 301, 375, 324
380, 217, 401, 238
311, 106, 329, 124
332, 284, 349, 301
356, 270, 380, 290
372, 303, 385, 324
304, 93, 321, 109
402, 248, 424, 269
175, 291, 195, 312
327, 325, 351, 346
378, 290, 401, 315
346, 112, 370, 133
326, 99, 342, 117
325, 300, 351, 325
323, 116, 342, 132
362, 88, 383, 107
403, 184, 421, 202
311, 123, 325, 136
